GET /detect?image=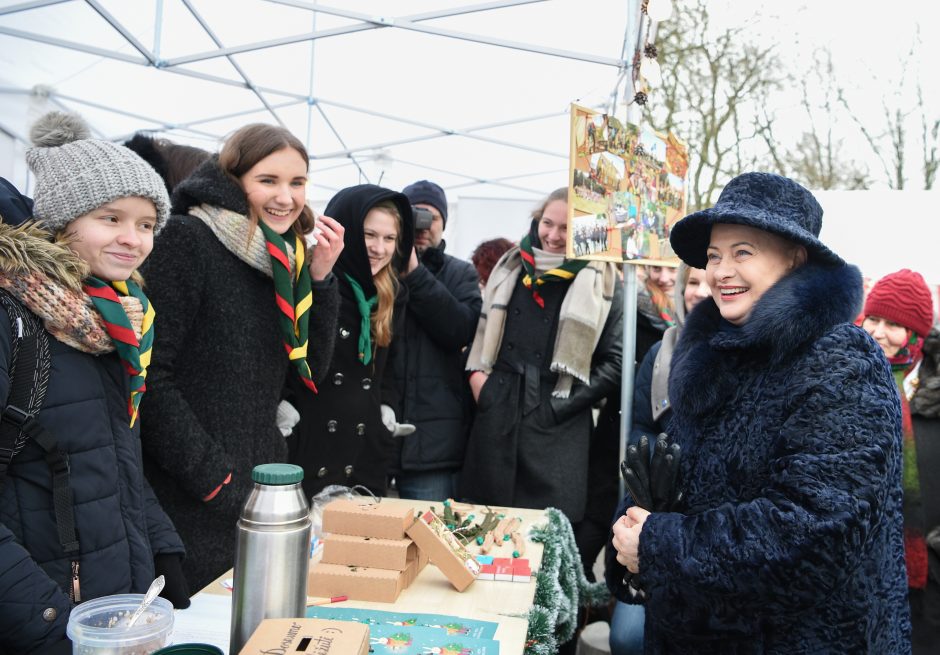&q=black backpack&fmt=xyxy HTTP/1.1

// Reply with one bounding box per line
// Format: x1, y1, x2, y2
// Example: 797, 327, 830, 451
0, 290, 83, 600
